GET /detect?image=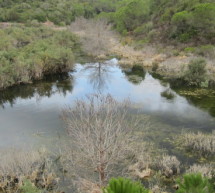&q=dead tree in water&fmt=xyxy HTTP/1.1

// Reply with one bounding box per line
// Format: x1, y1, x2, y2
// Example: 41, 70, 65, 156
62, 94, 138, 186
